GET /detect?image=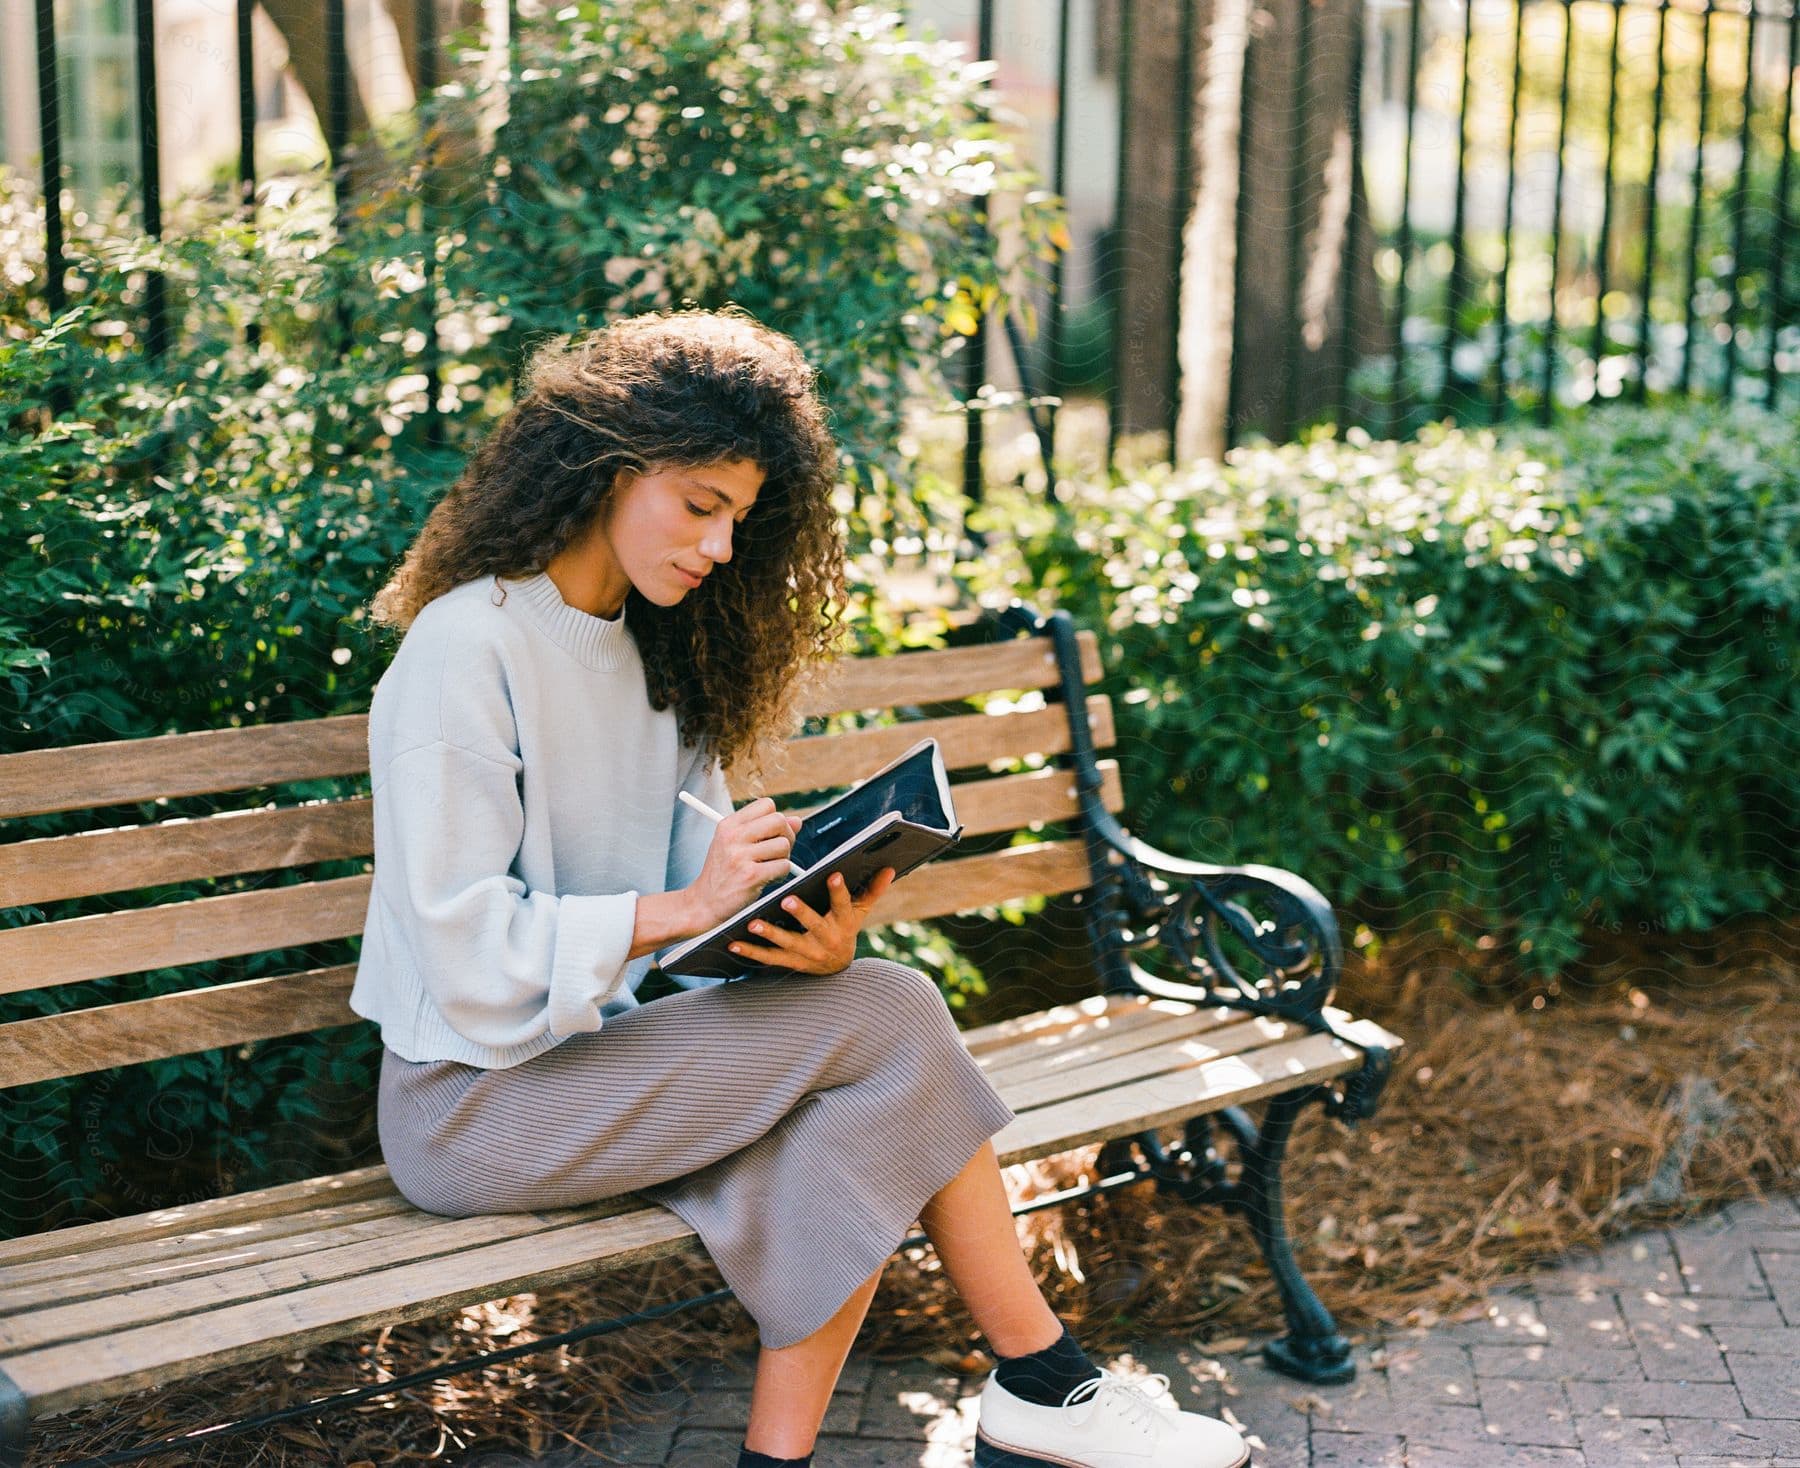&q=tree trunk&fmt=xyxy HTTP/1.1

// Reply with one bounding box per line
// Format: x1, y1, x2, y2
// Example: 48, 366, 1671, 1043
1111, 0, 1187, 450
1117, 0, 1391, 461
258, 0, 481, 196
1221, 0, 1389, 448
